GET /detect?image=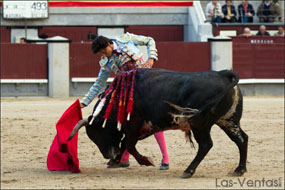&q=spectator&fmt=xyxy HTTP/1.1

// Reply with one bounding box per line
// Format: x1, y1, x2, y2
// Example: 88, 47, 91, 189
256, 25, 270, 36
257, 0, 276, 23
205, 0, 224, 23
274, 26, 284, 36
273, 0, 282, 22
240, 27, 255, 37
222, 0, 237, 23
238, 0, 255, 23
39, 34, 49, 39
20, 37, 27, 44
